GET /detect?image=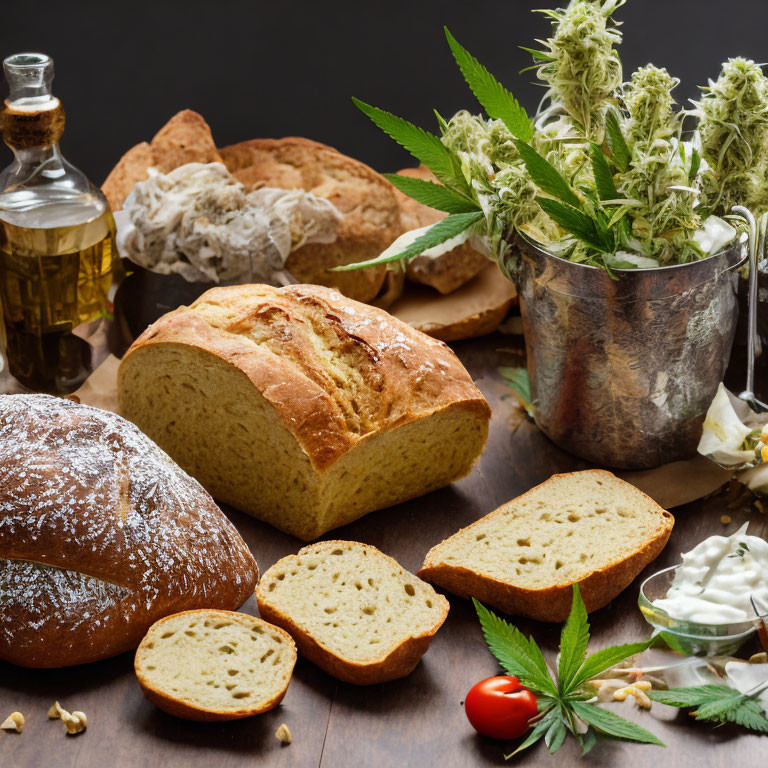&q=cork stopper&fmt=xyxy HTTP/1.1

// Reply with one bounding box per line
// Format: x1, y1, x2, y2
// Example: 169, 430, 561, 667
1, 53, 65, 149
